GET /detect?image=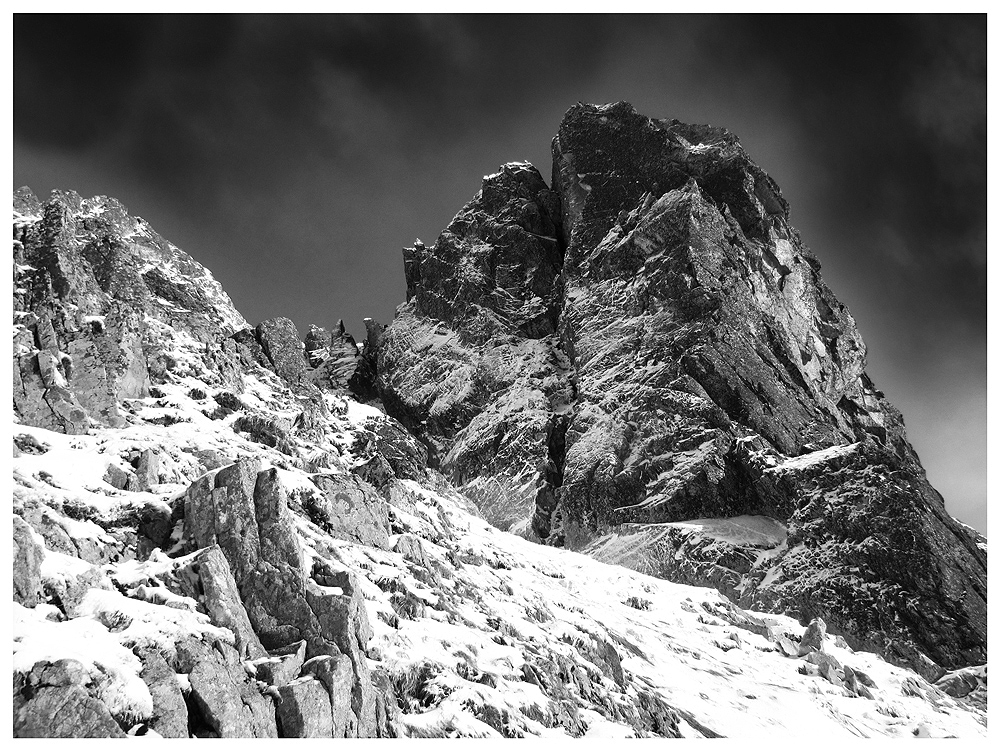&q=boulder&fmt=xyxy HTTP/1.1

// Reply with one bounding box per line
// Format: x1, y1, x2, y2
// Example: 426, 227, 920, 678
256, 317, 307, 383
804, 650, 842, 674
275, 677, 334, 738
231, 412, 295, 454
138, 648, 189, 738
821, 662, 845, 688
134, 500, 174, 560
13, 515, 44, 606
935, 665, 985, 699
302, 654, 358, 738
175, 637, 277, 738
134, 448, 160, 490
775, 637, 799, 658
13, 432, 48, 454
14, 683, 126, 738
102, 463, 131, 490
306, 473, 391, 549
842, 664, 876, 699
394, 533, 429, 566
797, 618, 827, 655
253, 640, 307, 687
14, 659, 127, 737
